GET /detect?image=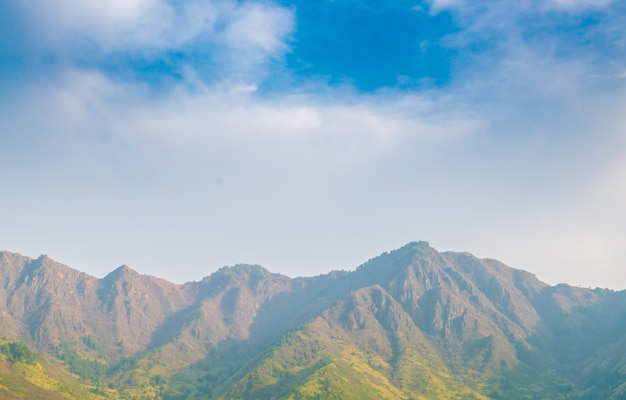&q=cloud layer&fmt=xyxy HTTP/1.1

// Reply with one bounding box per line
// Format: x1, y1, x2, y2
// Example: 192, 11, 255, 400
1, 0, 626, 288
